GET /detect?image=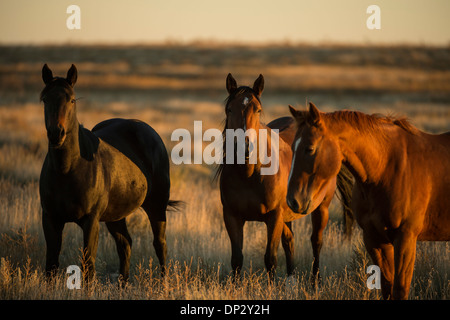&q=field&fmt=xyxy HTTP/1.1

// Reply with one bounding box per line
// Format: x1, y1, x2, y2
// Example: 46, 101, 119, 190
0, 44, 449, 300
